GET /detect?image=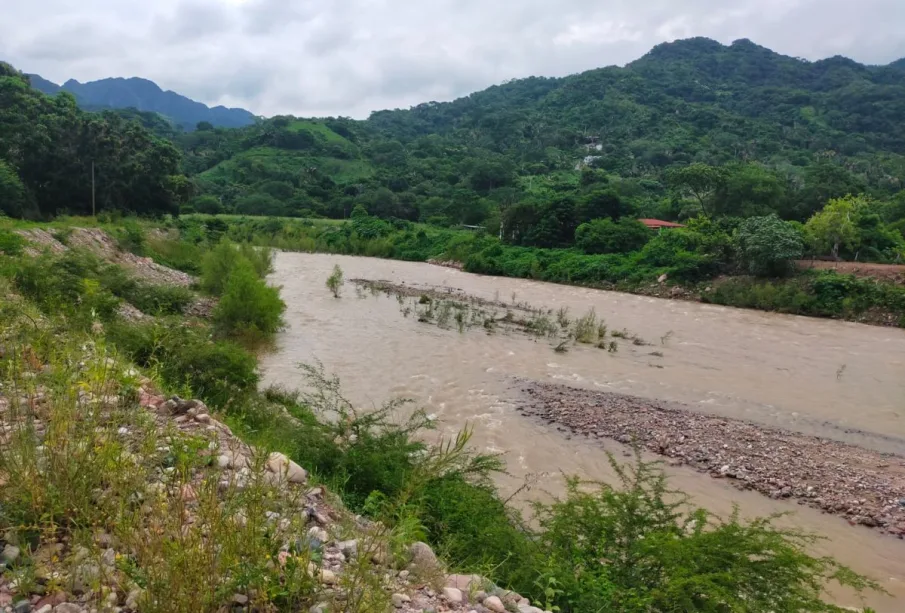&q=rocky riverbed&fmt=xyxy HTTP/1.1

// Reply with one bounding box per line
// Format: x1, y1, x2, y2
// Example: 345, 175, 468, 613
518, 381, 905, 536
